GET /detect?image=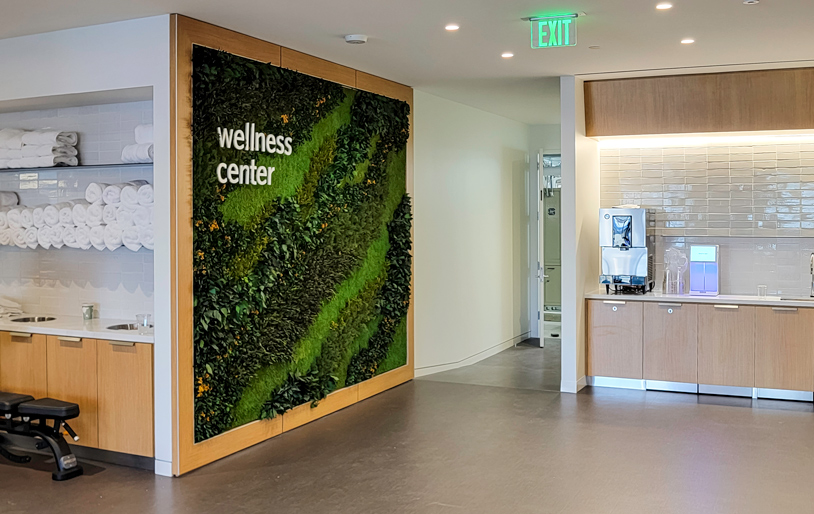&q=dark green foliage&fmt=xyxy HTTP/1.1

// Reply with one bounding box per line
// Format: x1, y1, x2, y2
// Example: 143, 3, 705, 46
192, 45, 411, 442
259, 368, 337, 419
